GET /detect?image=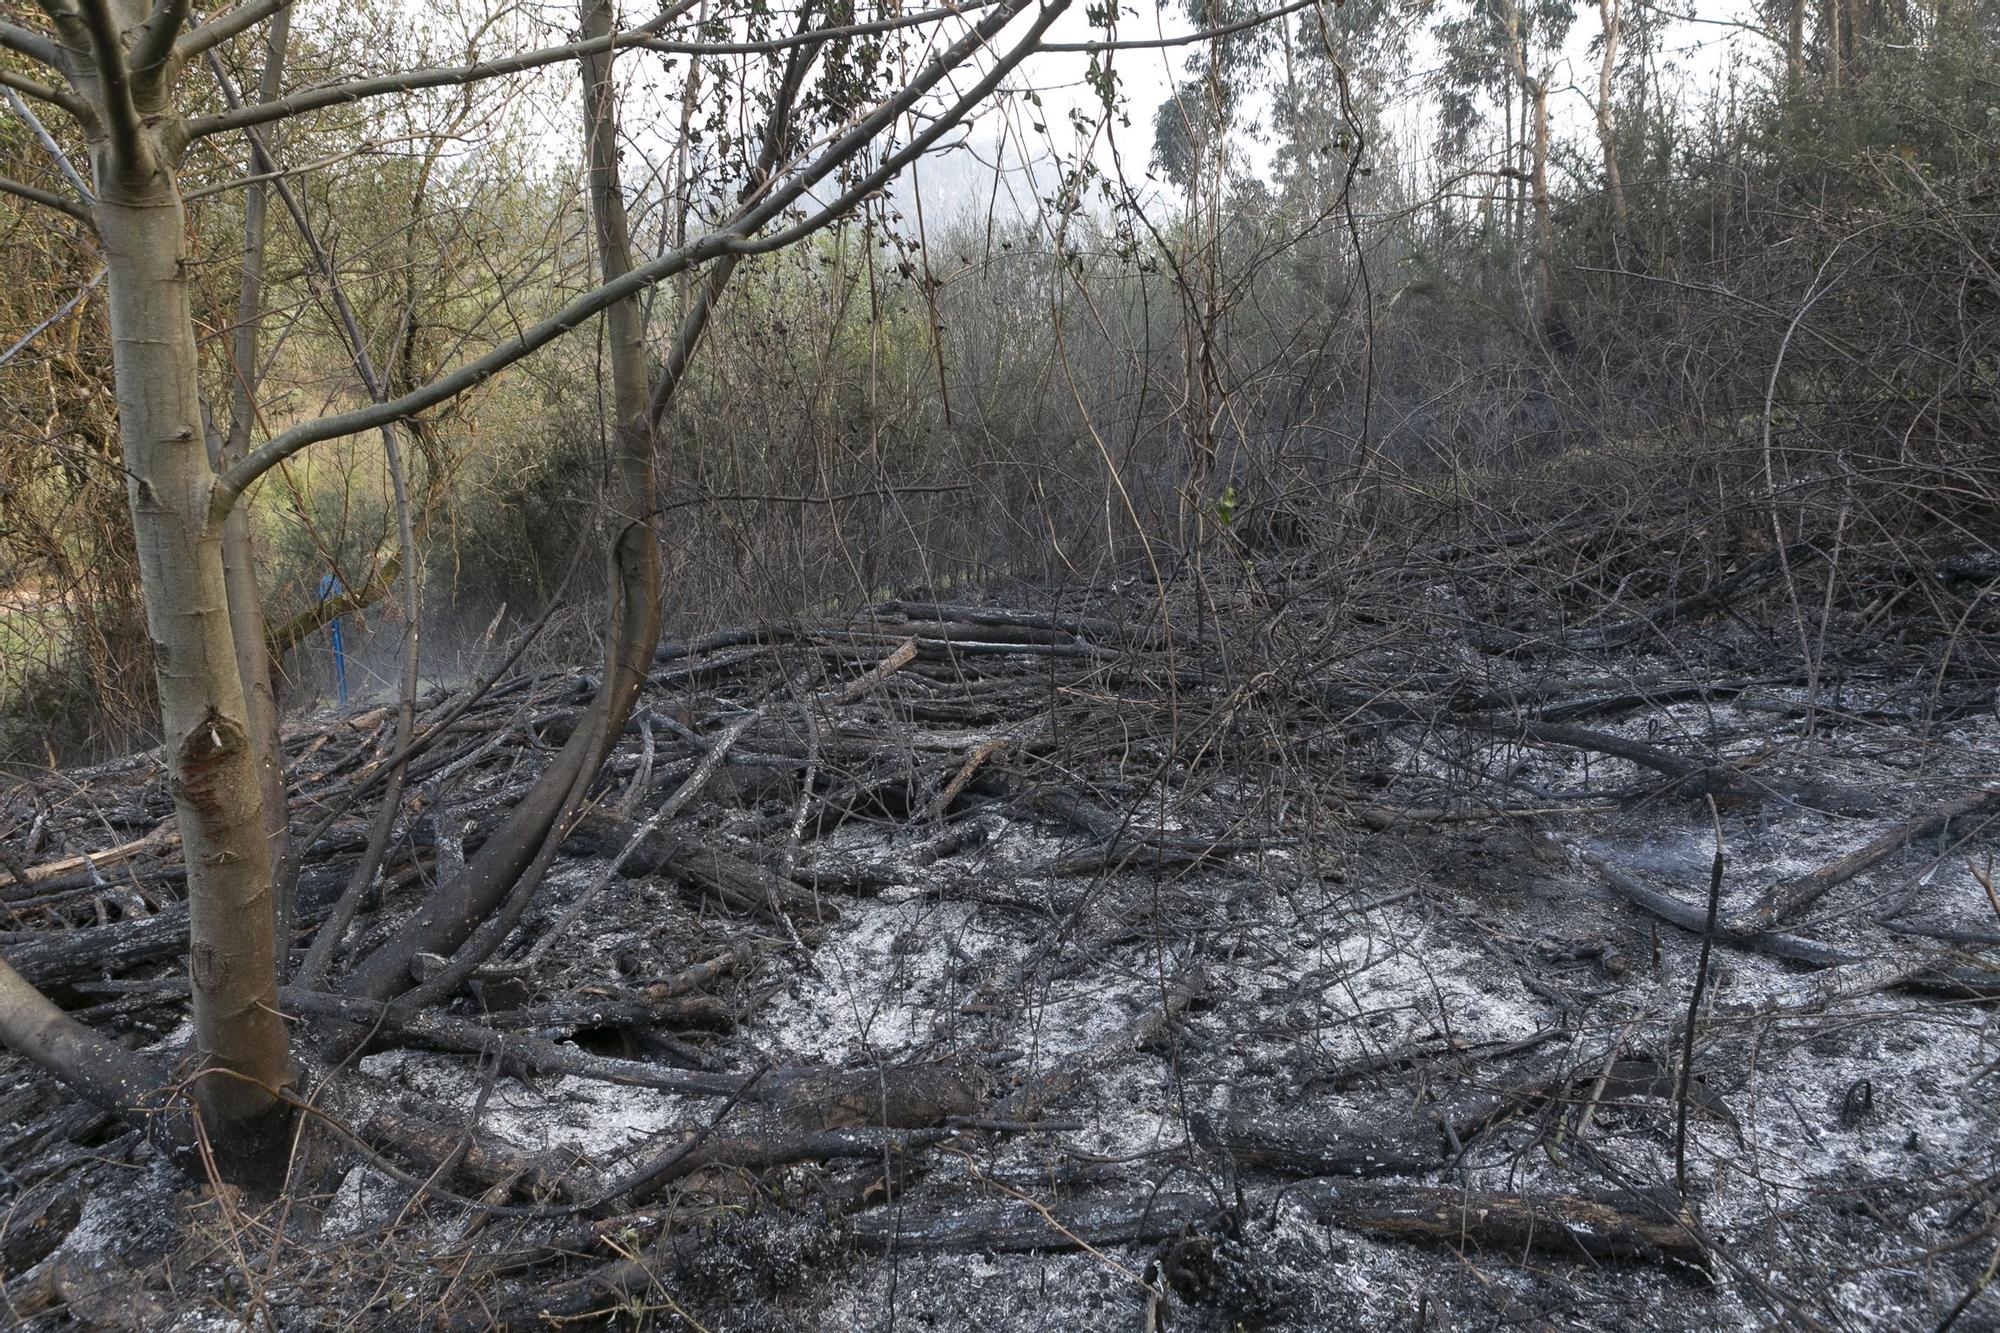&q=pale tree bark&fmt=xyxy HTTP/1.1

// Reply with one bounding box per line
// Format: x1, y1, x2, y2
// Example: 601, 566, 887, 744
1786, 0, 1807, 93
197, 49, 428, 991
82, 0, 294, 1180
0, 957, 172, 1130
1593, 0, 1630, 259
219, 5, 292, 922
1497, 0, 1554, 309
